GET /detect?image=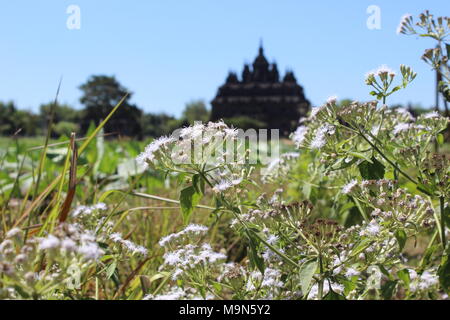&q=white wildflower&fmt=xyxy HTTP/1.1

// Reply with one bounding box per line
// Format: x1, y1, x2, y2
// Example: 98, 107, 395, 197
365, 71, 376, 81
397, 13, 412, 35
266, 234, 279, 245
72, 203, 107, 218
345, 267, 360, 277
158, 224, 209, 247
310, 130, 326, 149
213, 180, 232, 193
292, 126, 308, 147
417, 270, 439, 290
308, 282, 344, 299
163, 251, 182, 266
149, 287, 186, 300
183, 224, 209, 234
136, 136, 175, 169
376, 65, 395, 77
78, 242, 104, 261
342, 179, 358, 194
326, 95, 338, 105
109, 232, 123, 242
60, 238, 77, 252
261, 268, 283, 288
39, 235, 60, 250
309, 106, 323, 119
393, 122, 412, 135
395, 107, 414, 120
310, 124, 335, 149
423, 111, 440, 119
5, 228, 21, 238
363, 220, 381, 236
